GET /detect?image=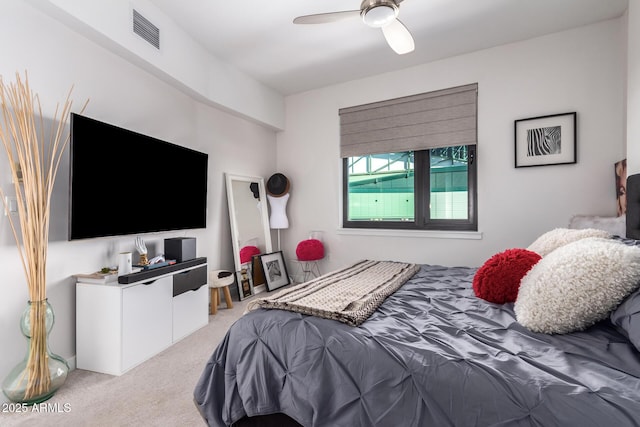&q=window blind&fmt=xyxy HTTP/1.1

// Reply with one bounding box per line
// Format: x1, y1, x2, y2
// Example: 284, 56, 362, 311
339, 83, 477, 158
